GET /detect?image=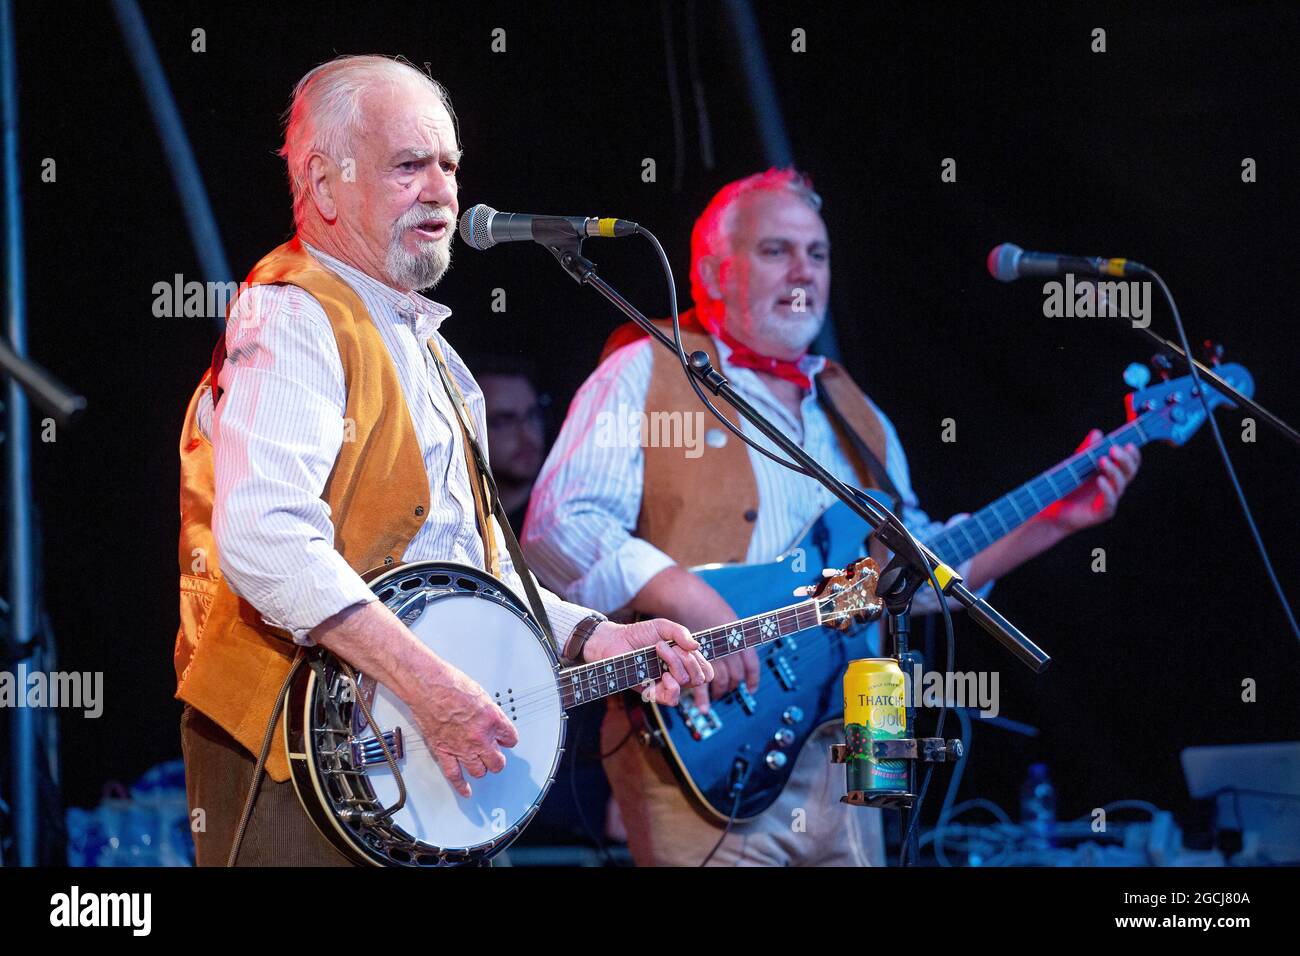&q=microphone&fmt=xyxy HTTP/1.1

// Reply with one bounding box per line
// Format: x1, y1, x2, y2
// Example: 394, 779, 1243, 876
458, 204, 639, 250
986, 243, 1145, 282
